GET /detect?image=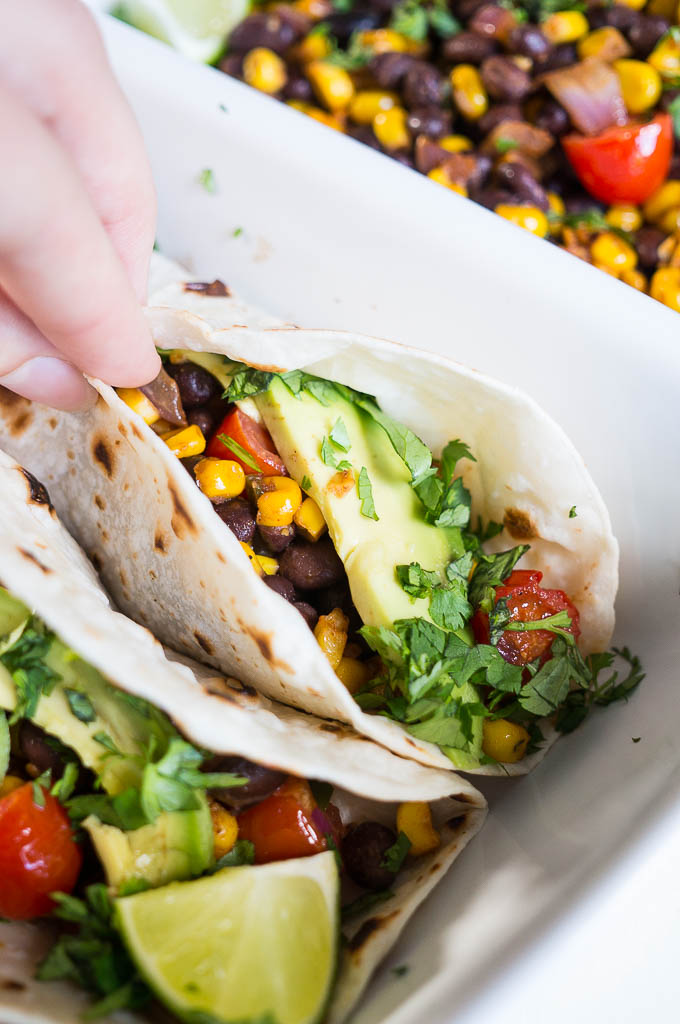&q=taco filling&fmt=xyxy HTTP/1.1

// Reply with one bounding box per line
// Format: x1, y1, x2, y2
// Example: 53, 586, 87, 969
116, 351, 643, 771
